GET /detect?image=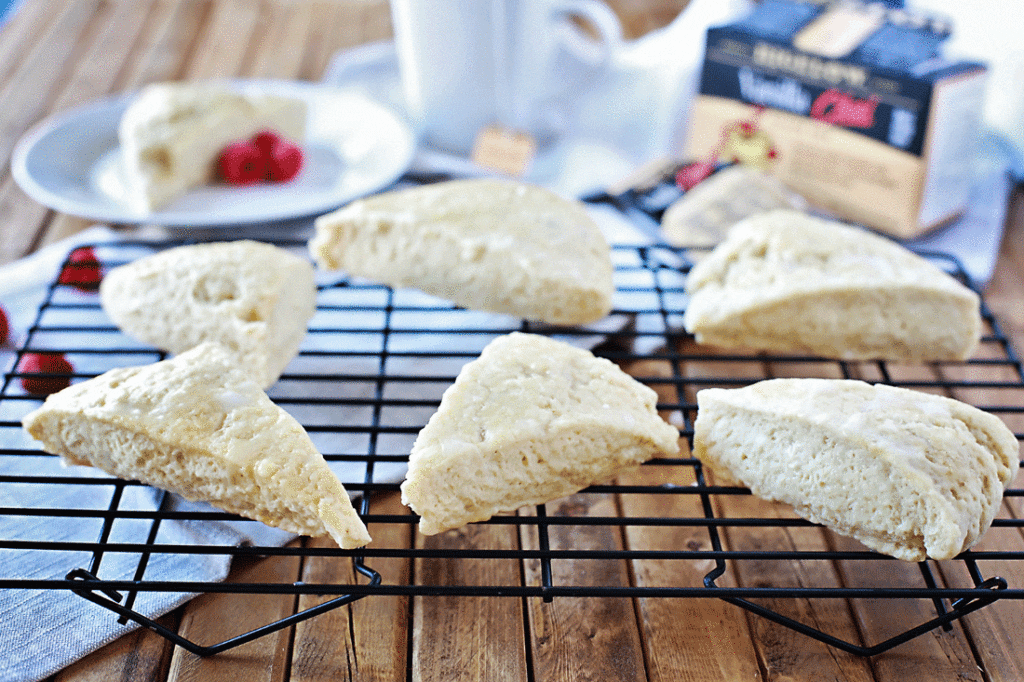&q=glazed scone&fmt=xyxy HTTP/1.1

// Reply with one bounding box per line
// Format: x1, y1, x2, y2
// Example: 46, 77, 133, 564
693, 378, 1019, 561
309, 179, 614, 326
401, 332, 679, 535
661, 165, 804, 248
99, 240, 316, 389
119, 81, 306, 212
683, 209, 982, 361
21, 343, 371, 549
